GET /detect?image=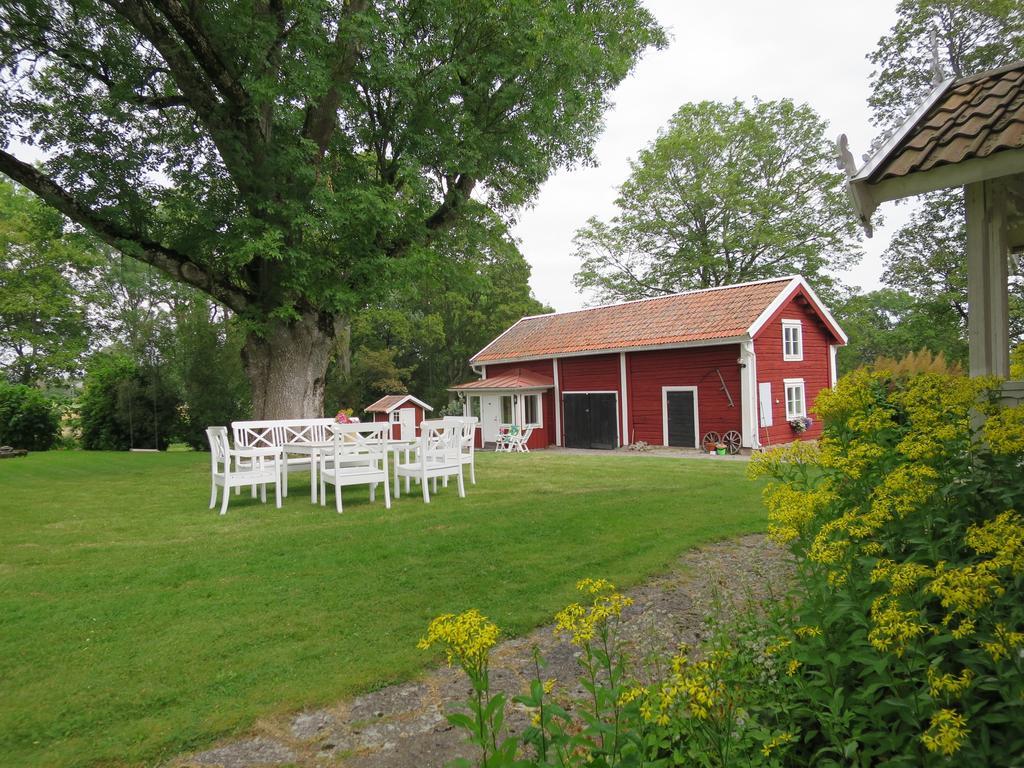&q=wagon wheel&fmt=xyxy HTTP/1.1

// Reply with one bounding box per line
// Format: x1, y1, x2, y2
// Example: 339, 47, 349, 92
701, 431, 721, 453
722, 430, 742, 455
